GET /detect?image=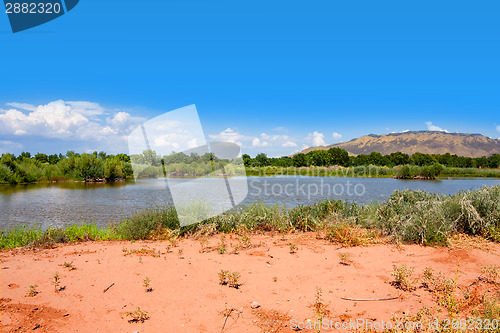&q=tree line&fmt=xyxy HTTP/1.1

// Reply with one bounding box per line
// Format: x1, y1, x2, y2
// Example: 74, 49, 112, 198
1, 148, 499, 184
242, 148, 500, 169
